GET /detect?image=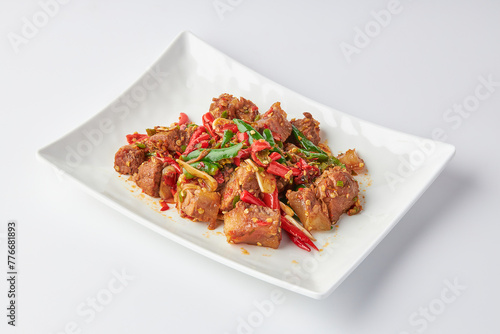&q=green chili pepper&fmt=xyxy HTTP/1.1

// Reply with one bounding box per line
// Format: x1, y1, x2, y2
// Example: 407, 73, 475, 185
336, 180, 344, 187
297, 148, 329, 161
183, 142, 244, 162
189, 161, 220, 176
291, 125, 324, 153
232, 194, 240, 208
183, 169, 195, 179
221, 130, 233, 148
146, 128, 156, 136
221, 110, 228, 118
136, 142, 146, 149
292, 125, 345, 168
